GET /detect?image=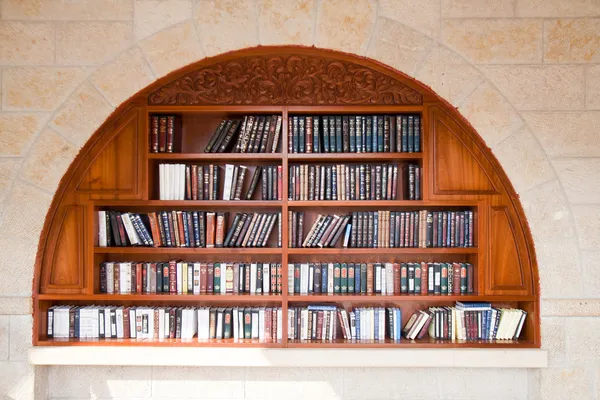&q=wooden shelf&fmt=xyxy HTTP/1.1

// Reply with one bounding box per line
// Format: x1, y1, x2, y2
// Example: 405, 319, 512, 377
287, 248, 478, 255
288, 200, 477, 207
95, 200, 282, 208
37, 338, 284, 347
36, 293, 283, 302
287, 153, 422, 161
287, 338, 535, 348
148, 153, 283, 161
94, 247, 282, 255
287, 294, 536, 302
